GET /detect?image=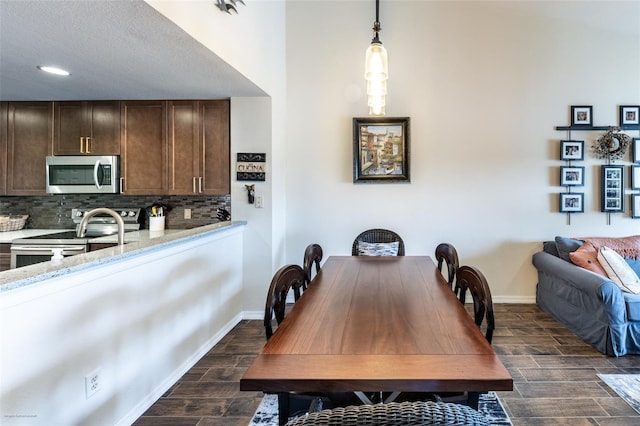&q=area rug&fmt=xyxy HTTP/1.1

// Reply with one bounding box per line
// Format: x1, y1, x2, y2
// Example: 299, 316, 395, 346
249, 392, 512, 425
598, 374, 640, 414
